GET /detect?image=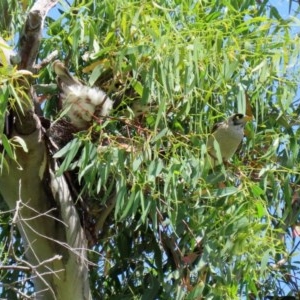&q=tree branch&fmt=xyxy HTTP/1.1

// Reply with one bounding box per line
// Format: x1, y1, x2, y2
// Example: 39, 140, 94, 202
14, 0, 58, 136
18, 0, 59, 71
